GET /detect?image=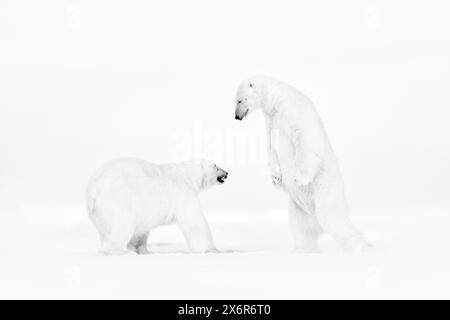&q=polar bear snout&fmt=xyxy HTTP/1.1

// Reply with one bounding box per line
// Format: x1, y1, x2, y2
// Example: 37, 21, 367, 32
217, 170, 228, 184
235, 107, 248, 120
